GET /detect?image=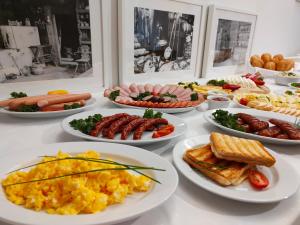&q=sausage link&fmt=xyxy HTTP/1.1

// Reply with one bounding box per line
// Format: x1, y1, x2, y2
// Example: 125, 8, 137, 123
133, 118, 168, 140
121, 118, 147, 140
269, 119, 300, 140
106, 115, 140, 139
237, 113, 269, 131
